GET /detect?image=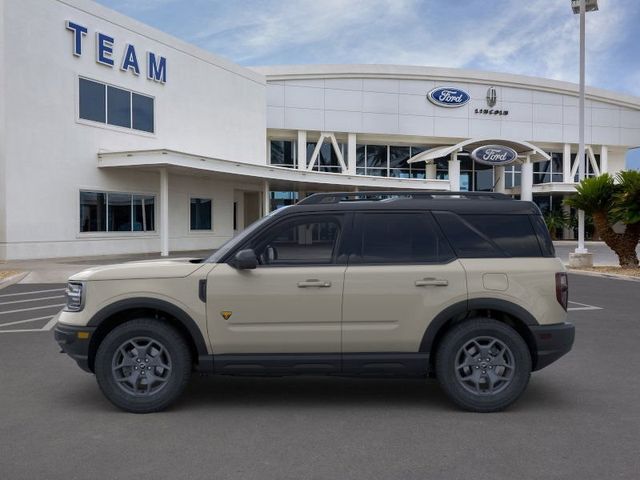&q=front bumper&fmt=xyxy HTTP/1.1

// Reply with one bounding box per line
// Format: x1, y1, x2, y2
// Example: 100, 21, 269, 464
53, 323, 96, 373
530, 322, 575, 371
